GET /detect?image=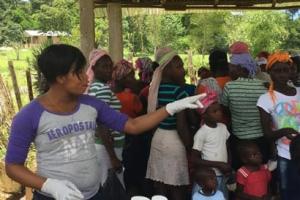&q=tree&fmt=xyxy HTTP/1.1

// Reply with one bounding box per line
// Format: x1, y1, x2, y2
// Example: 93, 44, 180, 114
32, 0, 78, 32
281, 18, 300, 51
225, 11, 289, 55
0, 0, 24, 46
188, 11, 229, 56
95, 16, 109, 49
